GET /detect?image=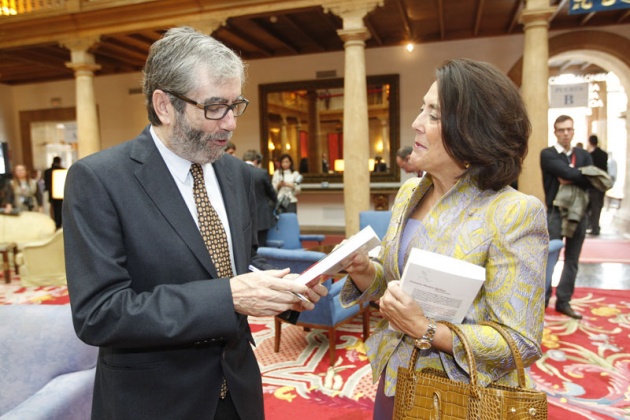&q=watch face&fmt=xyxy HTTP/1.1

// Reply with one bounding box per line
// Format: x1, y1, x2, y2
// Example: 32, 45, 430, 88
417, 339, 431, 350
